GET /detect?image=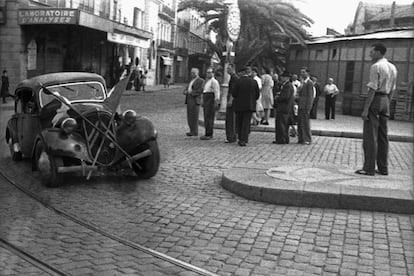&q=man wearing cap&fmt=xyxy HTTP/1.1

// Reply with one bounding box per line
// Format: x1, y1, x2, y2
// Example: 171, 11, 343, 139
273, 71, 295, 144
355, 43, 397, 176
232, 67, 260, 147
